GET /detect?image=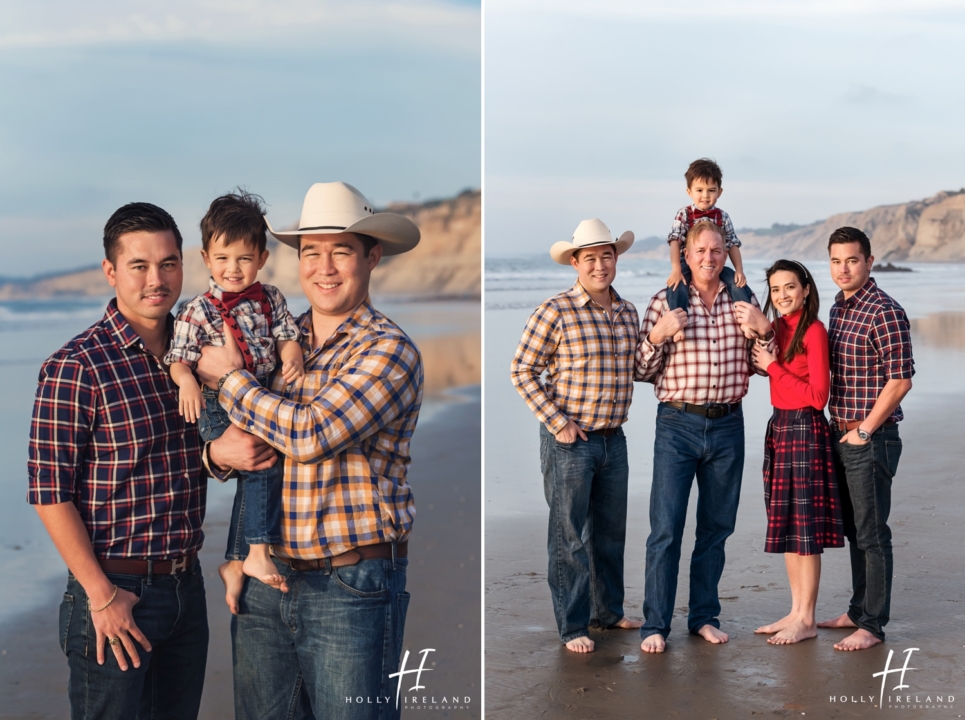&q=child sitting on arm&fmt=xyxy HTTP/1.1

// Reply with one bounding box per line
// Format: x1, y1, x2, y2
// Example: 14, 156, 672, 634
666, 157, 752, 340
165, 190, 303, 598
